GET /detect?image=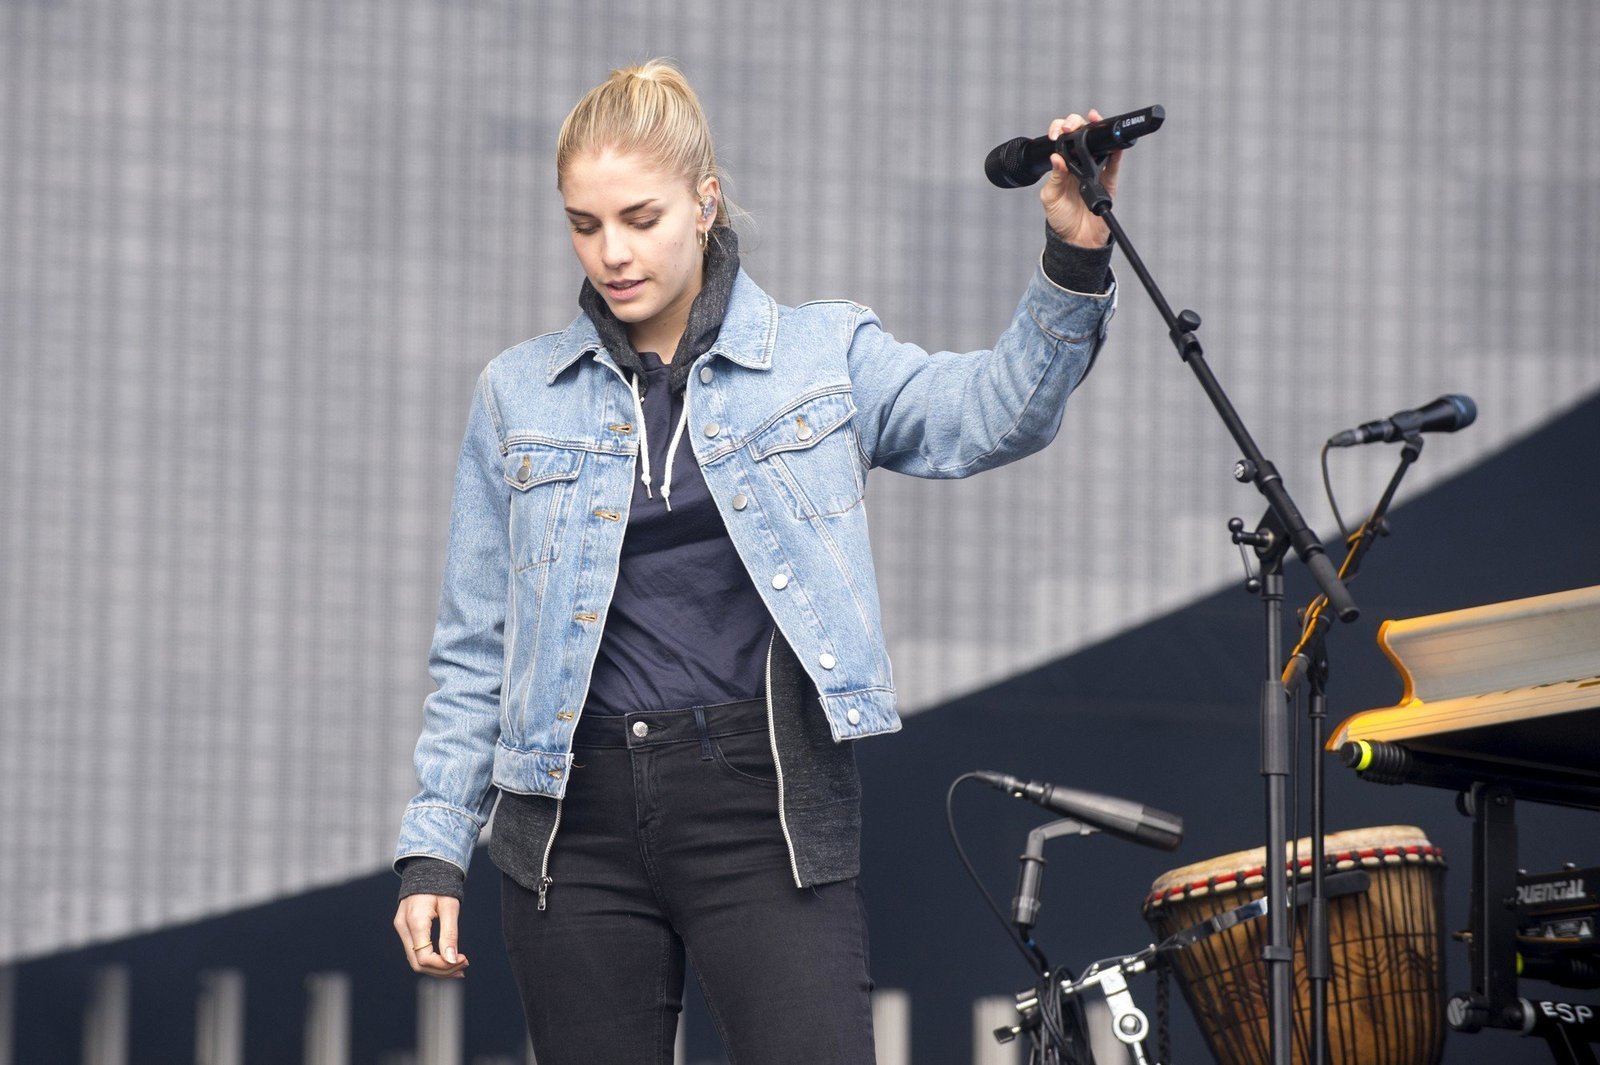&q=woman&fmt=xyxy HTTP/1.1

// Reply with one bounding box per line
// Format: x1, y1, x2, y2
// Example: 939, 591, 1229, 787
393, 59, 1120, 1064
